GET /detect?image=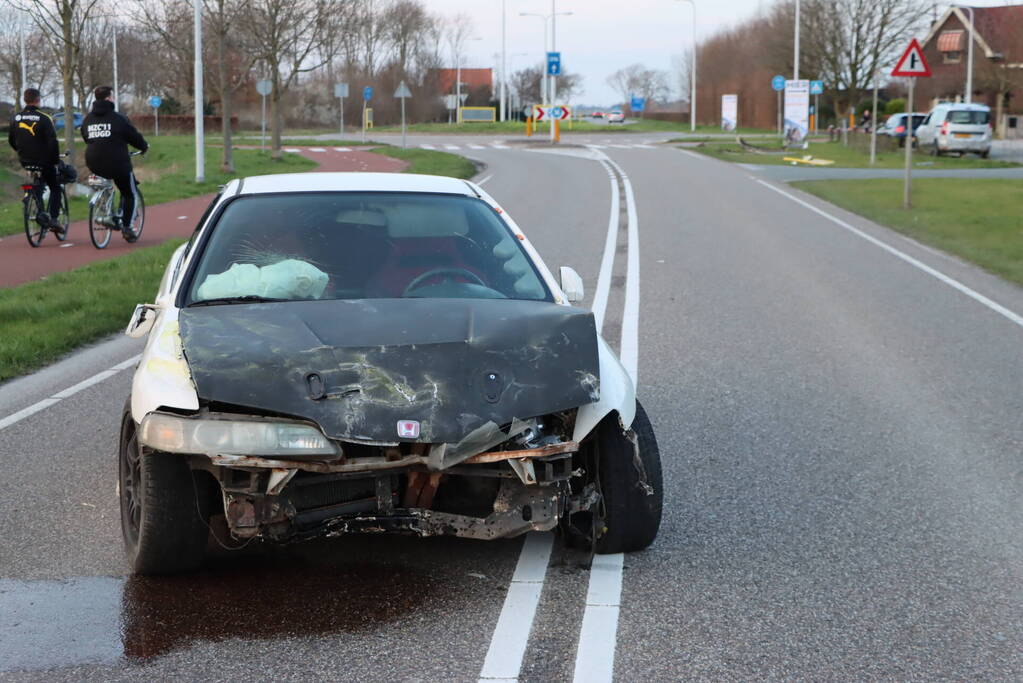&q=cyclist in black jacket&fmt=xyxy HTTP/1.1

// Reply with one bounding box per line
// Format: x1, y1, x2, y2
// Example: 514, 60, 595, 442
81, 85, 149, 233
7, 88, 61, 227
